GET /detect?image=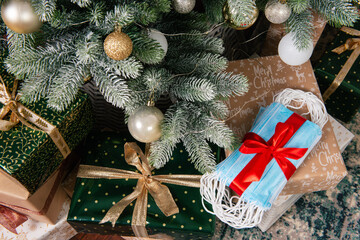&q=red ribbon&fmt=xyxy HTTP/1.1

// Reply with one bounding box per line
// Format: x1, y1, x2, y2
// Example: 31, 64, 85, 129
229, 113, 308, 196
0, 205, 28, 234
